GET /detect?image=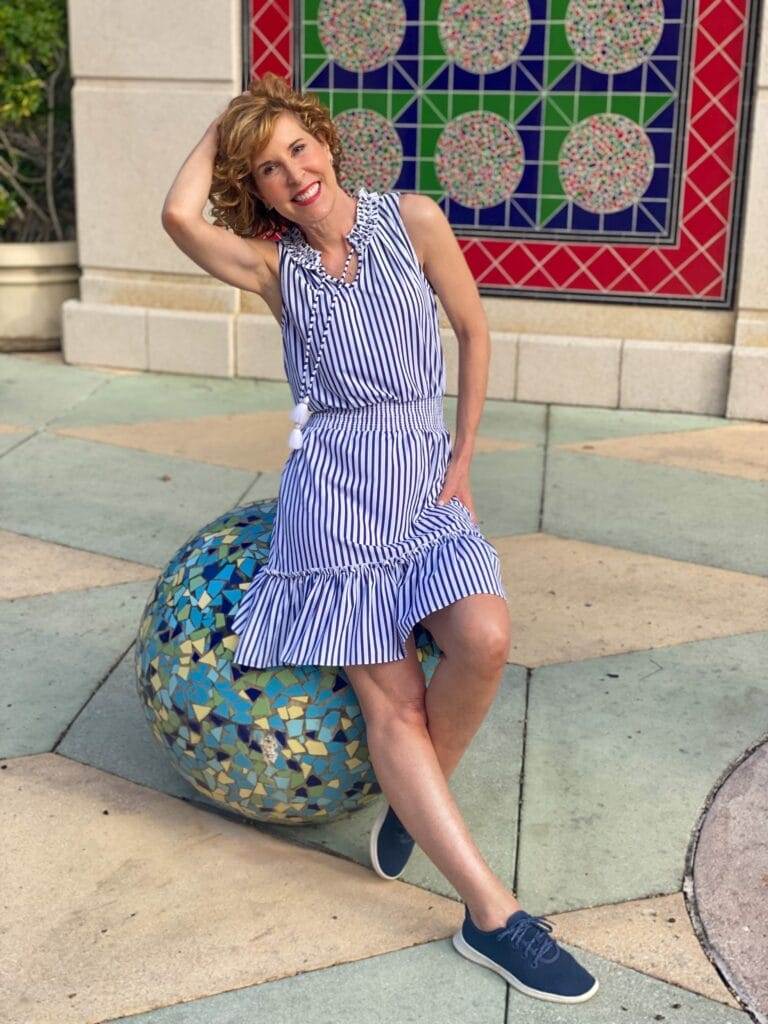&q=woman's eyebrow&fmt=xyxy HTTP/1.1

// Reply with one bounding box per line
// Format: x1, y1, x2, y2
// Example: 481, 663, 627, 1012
255, 137, 305, 171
